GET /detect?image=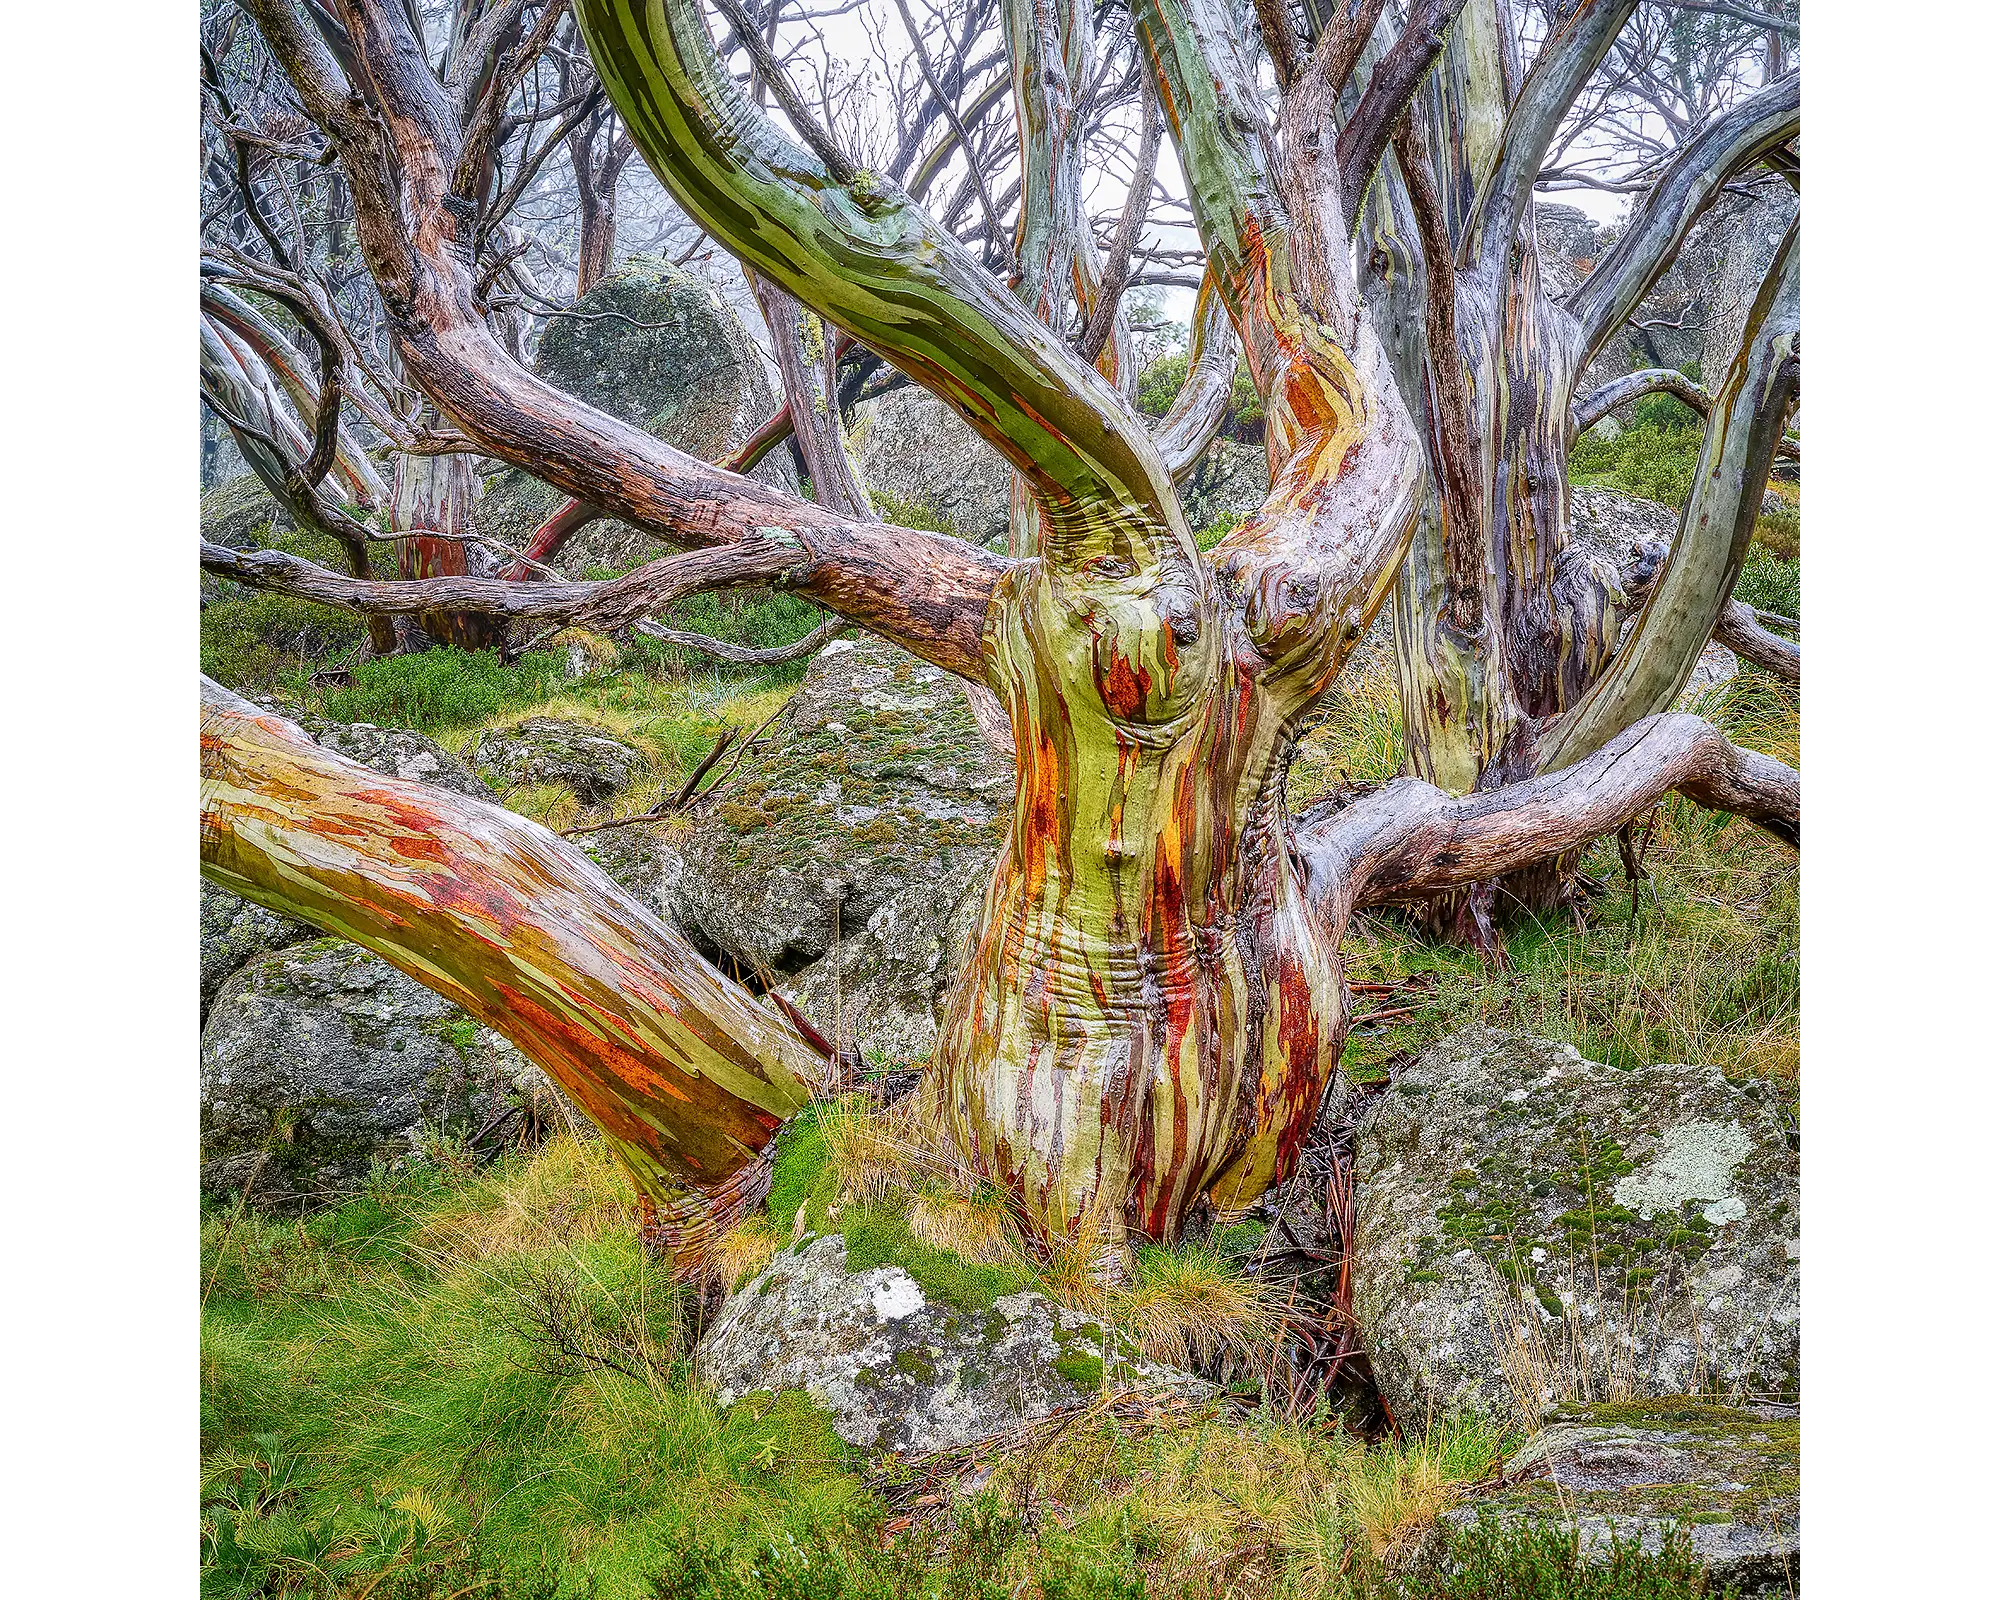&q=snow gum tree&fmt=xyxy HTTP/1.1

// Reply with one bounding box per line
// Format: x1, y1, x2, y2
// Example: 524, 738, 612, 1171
202, 0, 1800, 1276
